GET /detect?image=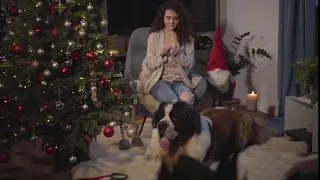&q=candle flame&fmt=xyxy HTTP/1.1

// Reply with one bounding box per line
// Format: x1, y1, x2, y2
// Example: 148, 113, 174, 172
251, 91, 255, 94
